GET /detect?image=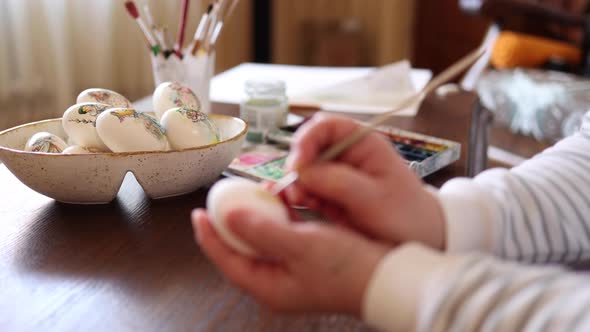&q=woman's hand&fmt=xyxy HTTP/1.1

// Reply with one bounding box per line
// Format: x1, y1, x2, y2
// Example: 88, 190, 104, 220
192, 208, 390, 316
284, 114, 446, 250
